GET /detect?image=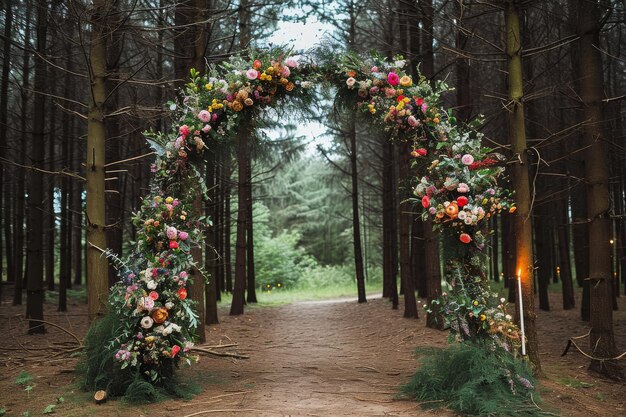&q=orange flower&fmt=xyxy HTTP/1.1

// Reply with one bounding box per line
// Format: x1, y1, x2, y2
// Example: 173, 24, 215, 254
285, 82, 295, 92
232, 100, 244, 112
445, 203, 459, 218
151, 307, 168, 324
346, 70, 357, 77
